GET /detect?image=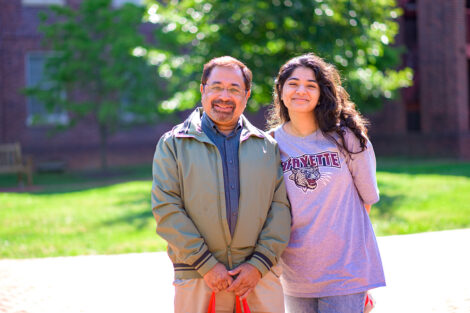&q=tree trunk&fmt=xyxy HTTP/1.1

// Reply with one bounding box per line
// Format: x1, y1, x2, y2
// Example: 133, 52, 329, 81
99, 123, 108, 172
